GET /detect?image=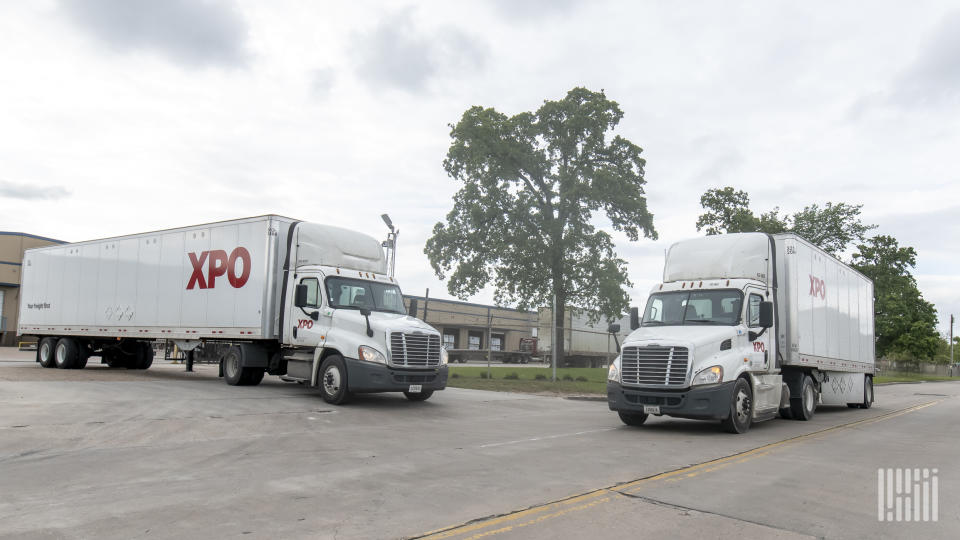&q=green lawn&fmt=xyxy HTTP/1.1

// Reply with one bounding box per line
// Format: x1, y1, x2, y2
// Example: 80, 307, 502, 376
447, 365, 607, 395
874, 373, 958, 384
